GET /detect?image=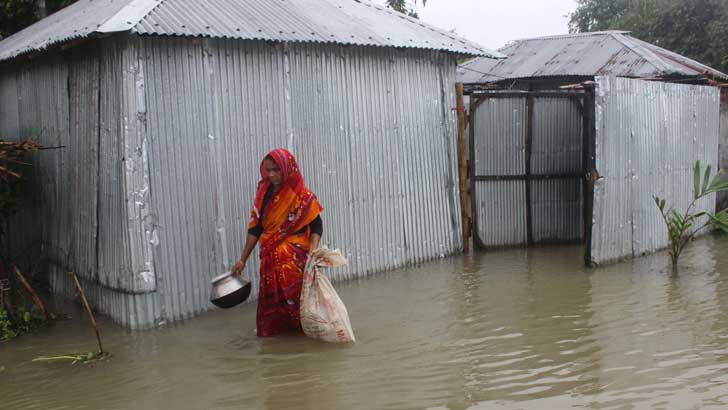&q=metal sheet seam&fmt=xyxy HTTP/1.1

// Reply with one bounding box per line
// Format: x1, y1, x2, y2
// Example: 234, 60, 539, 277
123, 36, 158, 293
203, 38, 230, 275
284, 42, 294, 149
